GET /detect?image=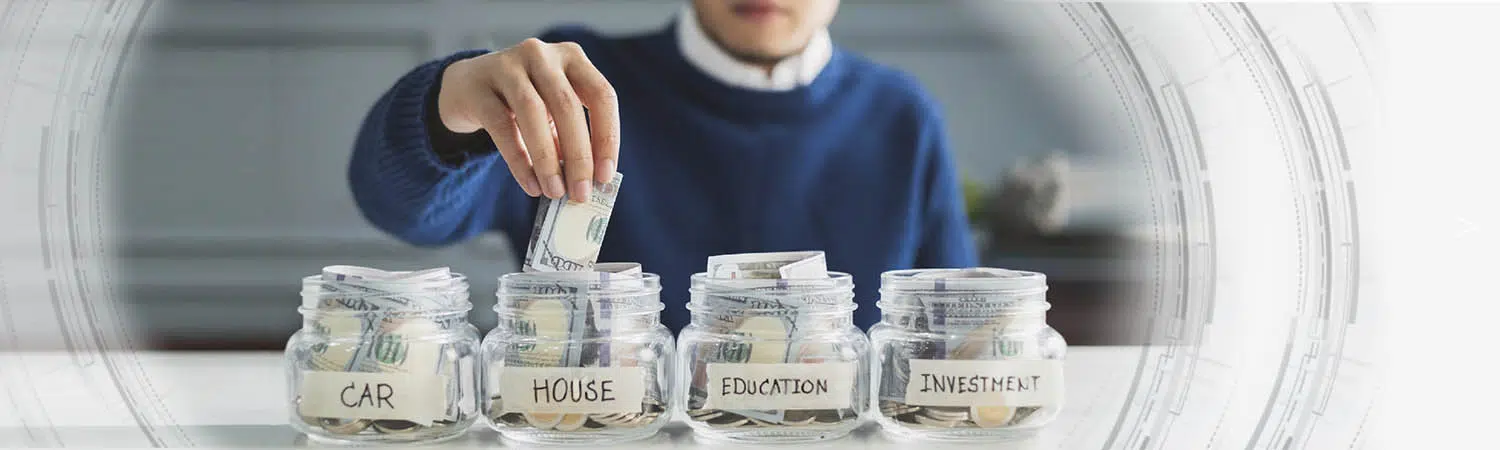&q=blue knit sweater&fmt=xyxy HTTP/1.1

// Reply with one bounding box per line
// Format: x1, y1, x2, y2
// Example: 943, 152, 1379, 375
347, 22, 978, 331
